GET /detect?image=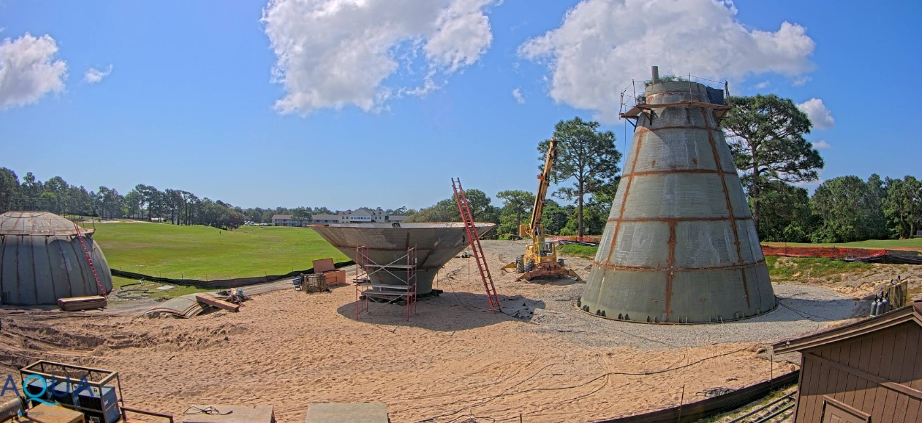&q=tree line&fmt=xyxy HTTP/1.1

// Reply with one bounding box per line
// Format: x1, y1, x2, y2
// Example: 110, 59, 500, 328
0, 173, 250, 229
0, 170, 418, 230
2, 94, 919, 241
410, 96, 921, 243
